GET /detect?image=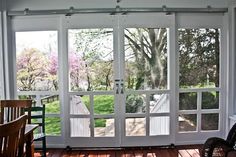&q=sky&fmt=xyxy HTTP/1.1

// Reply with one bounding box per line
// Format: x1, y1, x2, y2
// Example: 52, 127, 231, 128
15, 31, 58, 55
